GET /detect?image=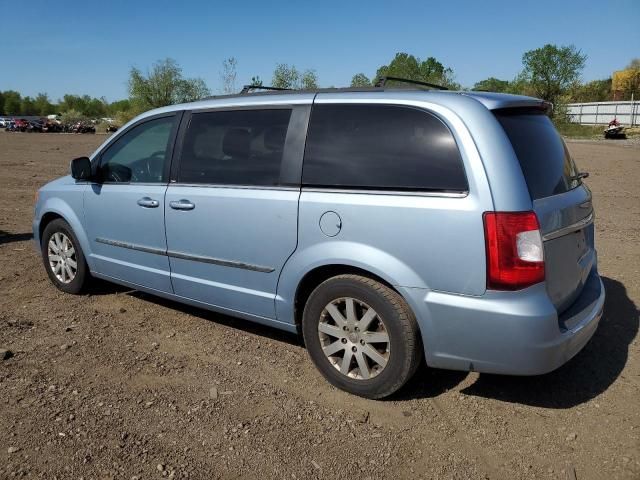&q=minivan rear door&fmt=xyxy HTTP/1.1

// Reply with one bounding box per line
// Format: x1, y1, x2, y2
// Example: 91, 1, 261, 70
495, 111, 596, 314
